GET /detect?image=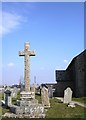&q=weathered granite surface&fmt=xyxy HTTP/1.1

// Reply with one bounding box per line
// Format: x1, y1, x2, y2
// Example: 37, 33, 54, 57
19, 42, 35, 92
